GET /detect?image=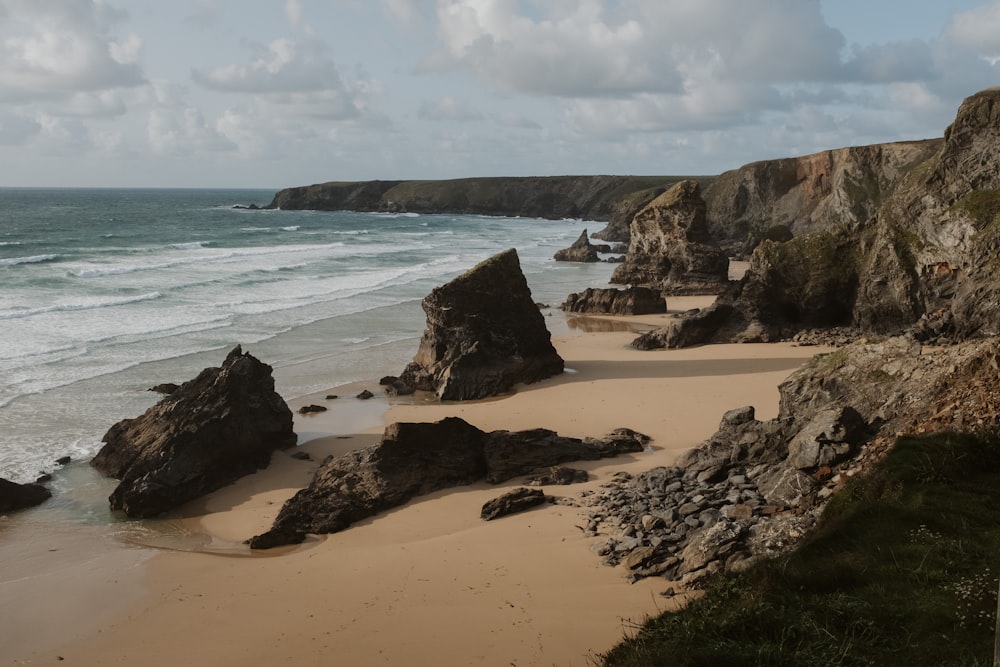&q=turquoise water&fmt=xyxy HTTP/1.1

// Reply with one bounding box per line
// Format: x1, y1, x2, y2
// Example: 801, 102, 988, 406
0, 188, 614, 484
